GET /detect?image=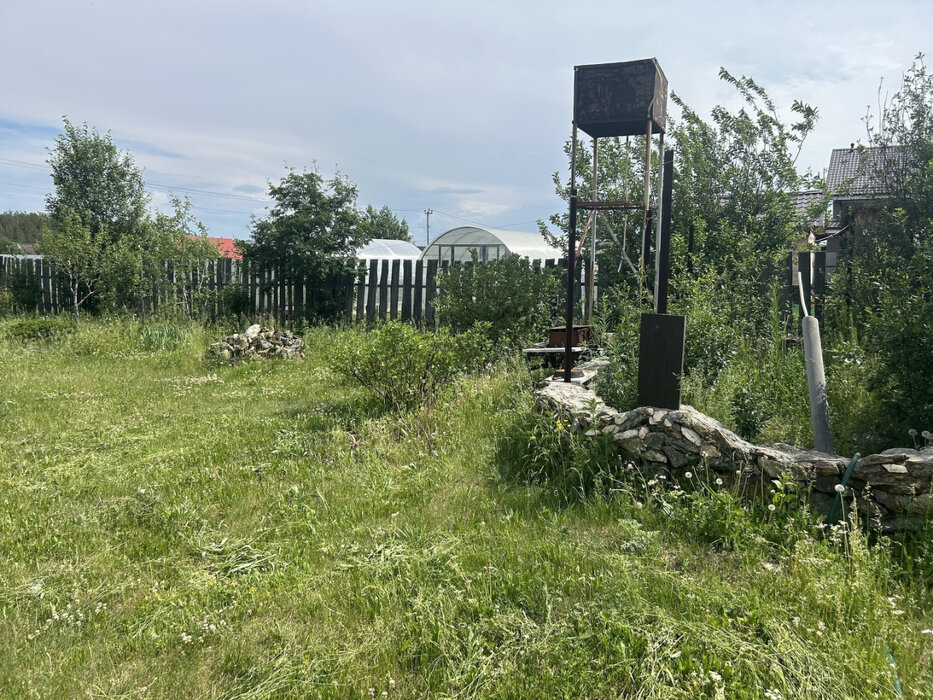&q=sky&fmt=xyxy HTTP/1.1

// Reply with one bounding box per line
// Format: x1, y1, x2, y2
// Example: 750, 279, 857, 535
0, 0, 930, 246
